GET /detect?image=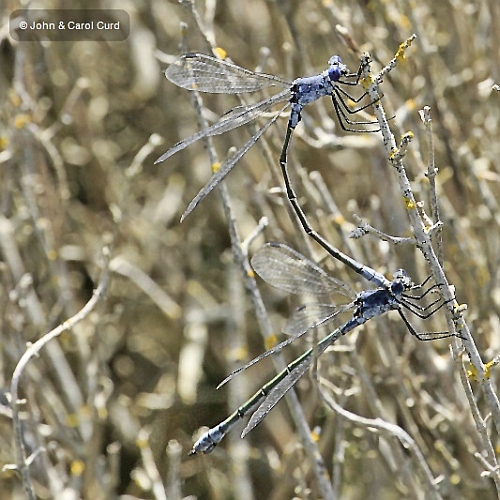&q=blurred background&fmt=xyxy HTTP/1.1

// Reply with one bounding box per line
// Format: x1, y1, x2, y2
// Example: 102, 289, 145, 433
0, 0, 499, 498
